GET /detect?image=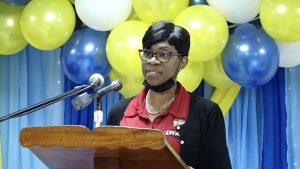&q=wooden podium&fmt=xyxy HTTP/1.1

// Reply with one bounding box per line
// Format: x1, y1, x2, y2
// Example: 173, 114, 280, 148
20, 126, 189, 169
